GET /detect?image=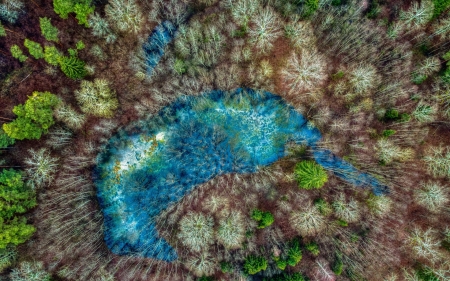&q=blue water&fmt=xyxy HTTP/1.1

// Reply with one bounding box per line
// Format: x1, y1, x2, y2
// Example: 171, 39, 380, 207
143, 21, 177, 75
94, 22, 388, 261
